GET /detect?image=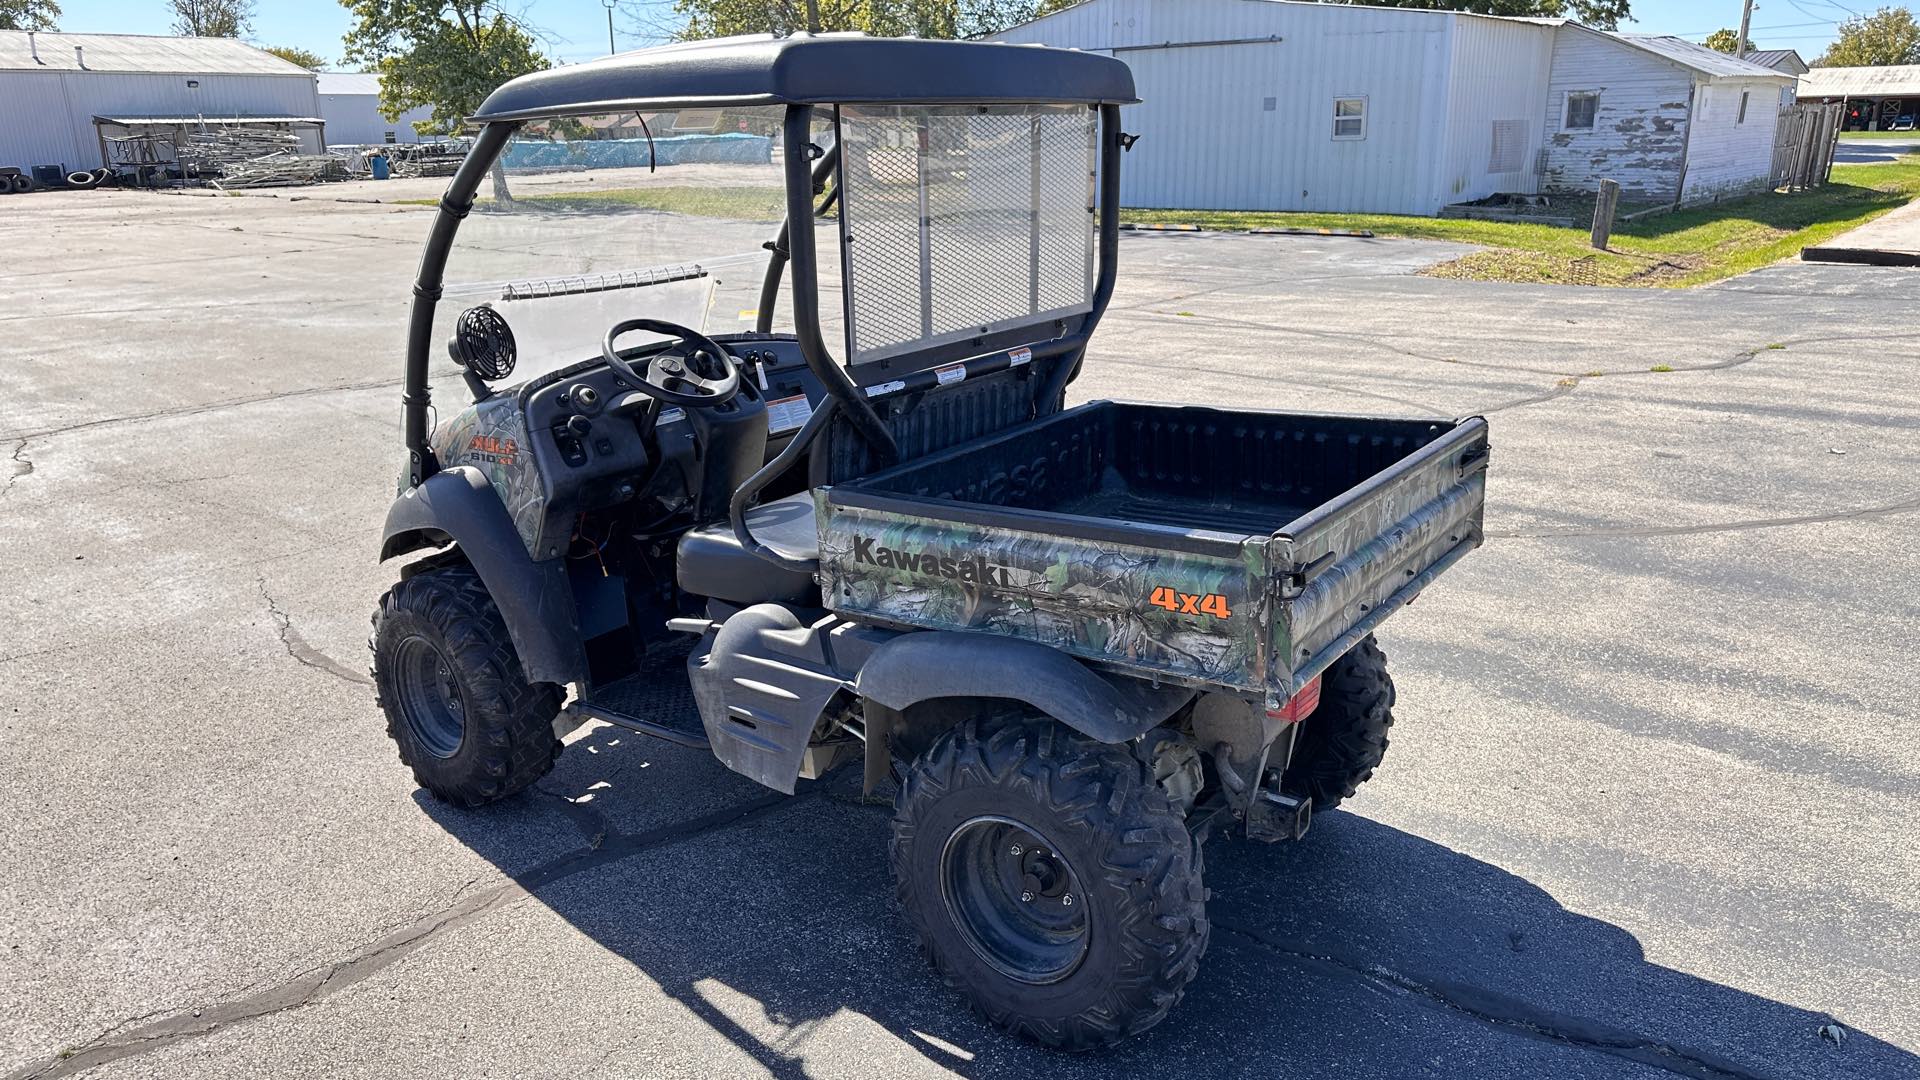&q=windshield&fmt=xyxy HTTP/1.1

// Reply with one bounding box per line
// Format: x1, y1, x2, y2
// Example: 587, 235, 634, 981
436, 105, 834, 388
